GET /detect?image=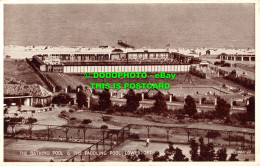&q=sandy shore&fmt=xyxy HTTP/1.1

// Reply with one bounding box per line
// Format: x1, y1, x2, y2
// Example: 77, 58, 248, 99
4, 45, 255, 59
